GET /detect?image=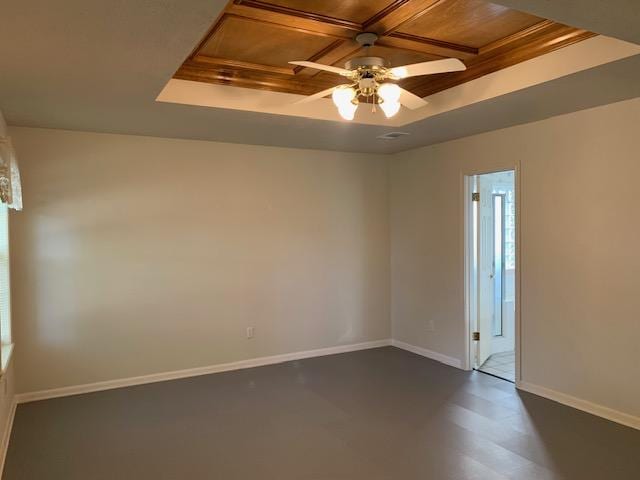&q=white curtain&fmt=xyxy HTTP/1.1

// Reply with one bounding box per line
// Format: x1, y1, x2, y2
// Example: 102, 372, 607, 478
0, 111, 22, 211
